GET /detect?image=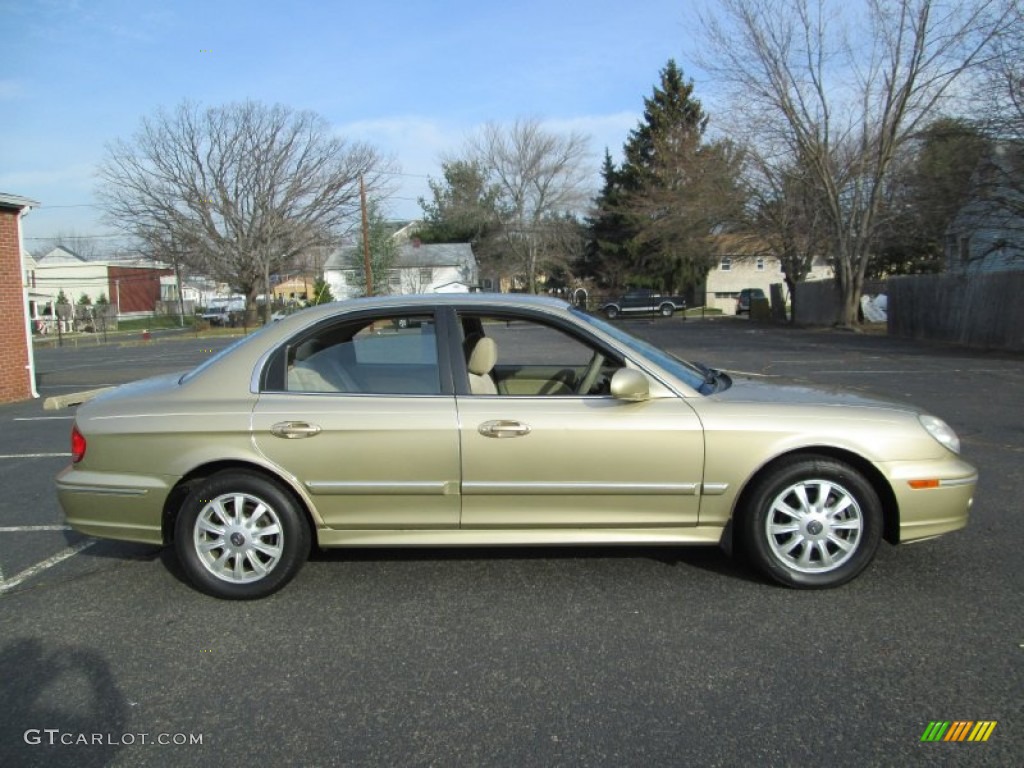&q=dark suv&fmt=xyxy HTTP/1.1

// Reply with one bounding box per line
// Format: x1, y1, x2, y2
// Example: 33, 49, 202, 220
736, 288, 766, 315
